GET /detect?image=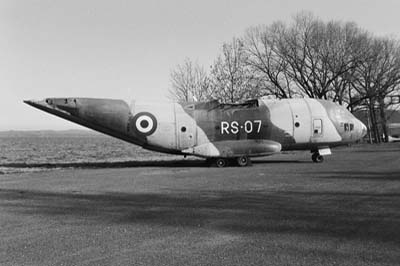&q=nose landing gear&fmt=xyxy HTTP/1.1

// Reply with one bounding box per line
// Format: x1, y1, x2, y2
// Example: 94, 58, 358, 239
311, 152, 324, 163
